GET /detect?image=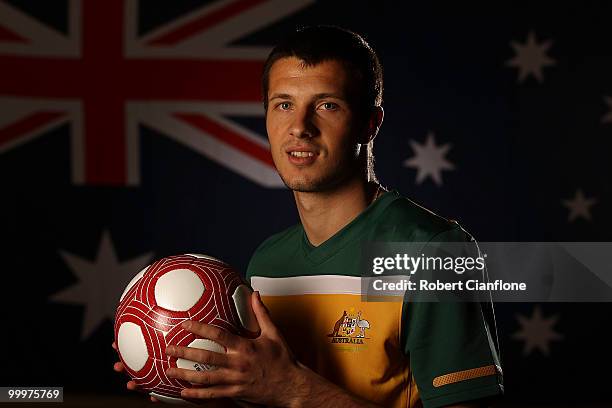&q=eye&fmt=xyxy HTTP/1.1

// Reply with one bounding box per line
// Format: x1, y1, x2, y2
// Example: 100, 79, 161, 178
319, 102, 339, 111
277, 101, 292, 111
